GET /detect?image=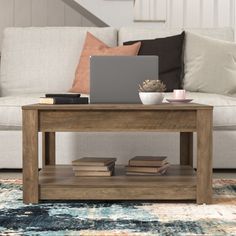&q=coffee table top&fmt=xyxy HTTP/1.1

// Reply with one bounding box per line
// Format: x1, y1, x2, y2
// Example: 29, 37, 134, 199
22, 103, 213, 111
